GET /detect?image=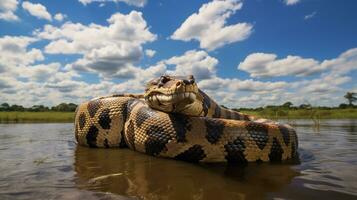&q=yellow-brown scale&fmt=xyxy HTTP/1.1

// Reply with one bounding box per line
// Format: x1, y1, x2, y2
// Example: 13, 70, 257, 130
75, 95, 298, 163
